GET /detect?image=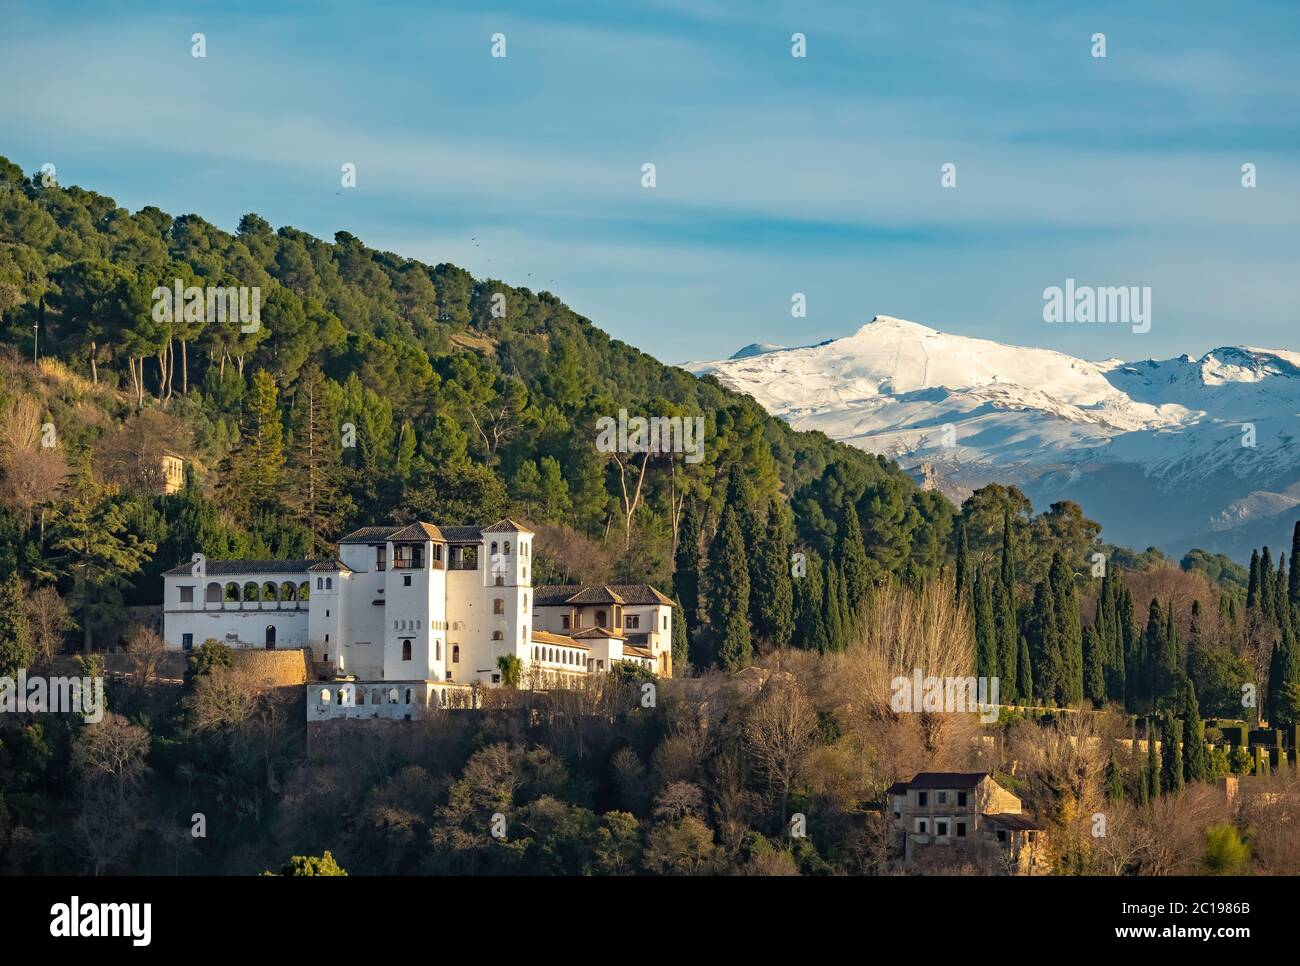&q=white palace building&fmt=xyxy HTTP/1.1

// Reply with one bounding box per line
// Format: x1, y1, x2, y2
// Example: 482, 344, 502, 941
161, 519, 675, 718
